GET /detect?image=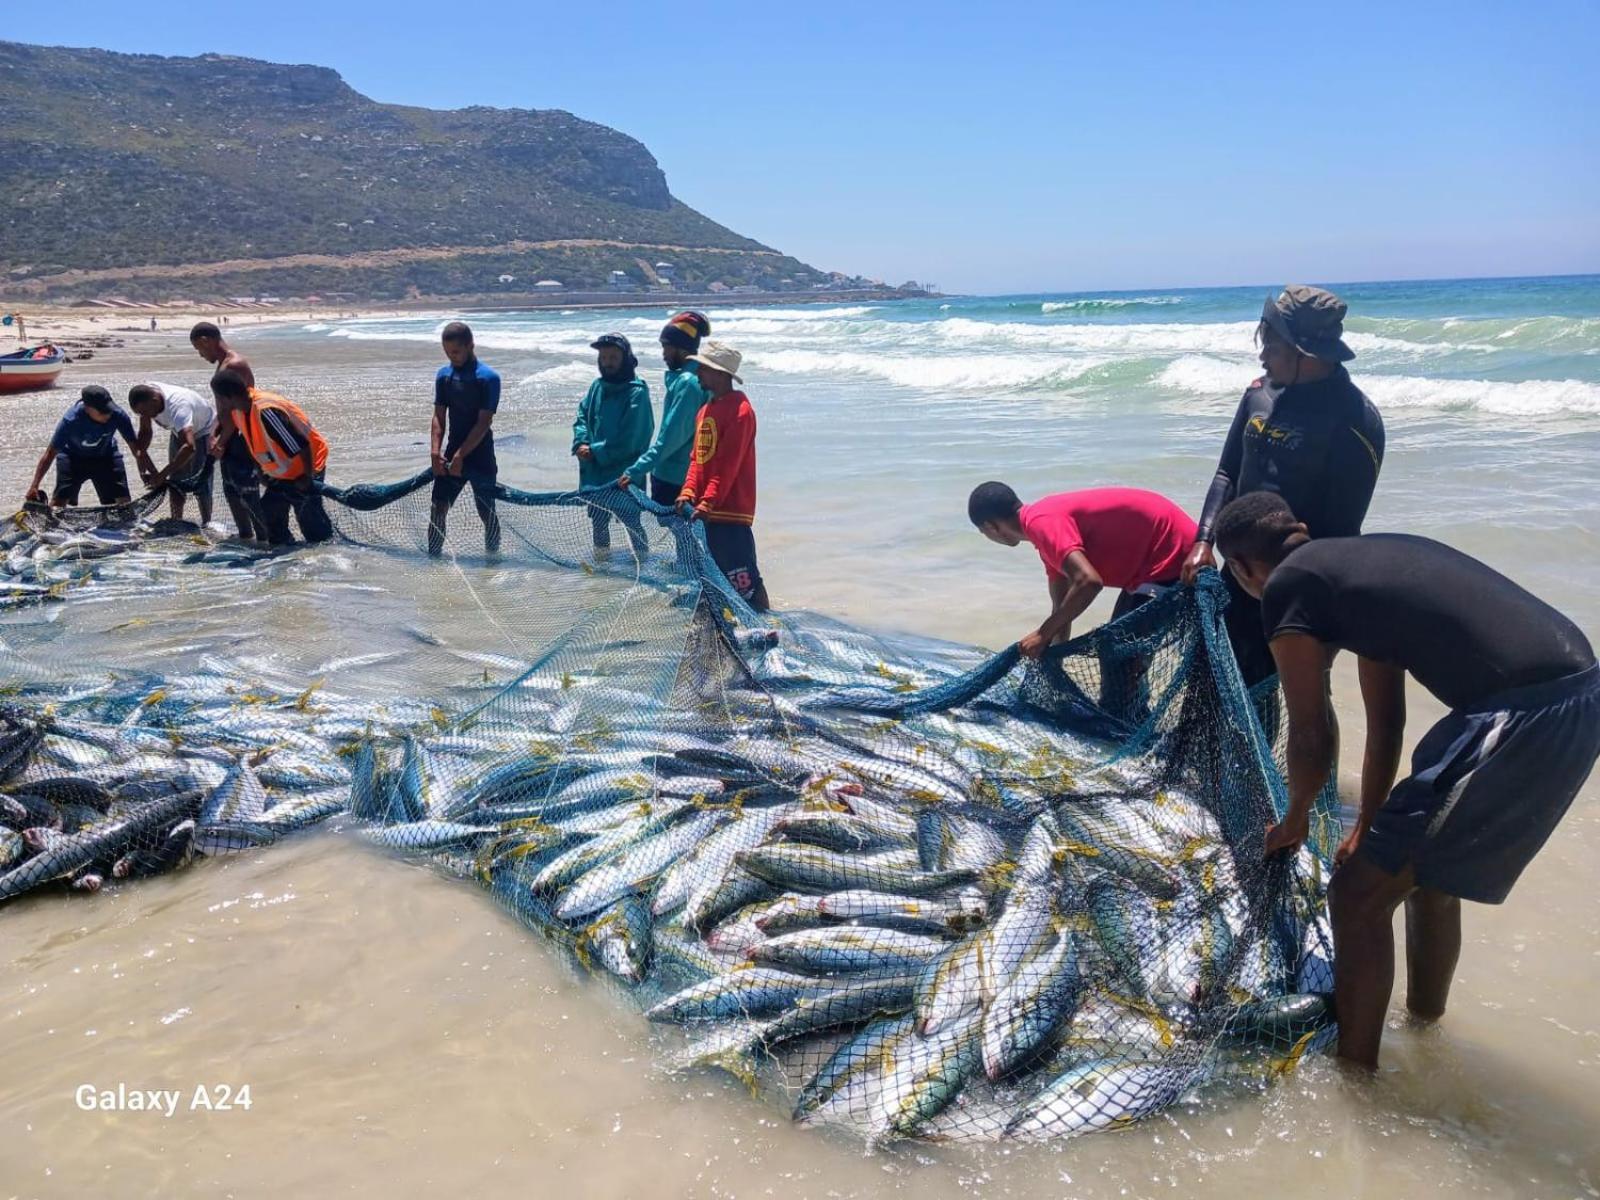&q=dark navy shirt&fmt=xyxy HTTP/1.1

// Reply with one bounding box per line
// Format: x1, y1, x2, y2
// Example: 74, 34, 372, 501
434, 358, 500, 471
1198, 367, 1385, 542
51, 401, 136, 460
